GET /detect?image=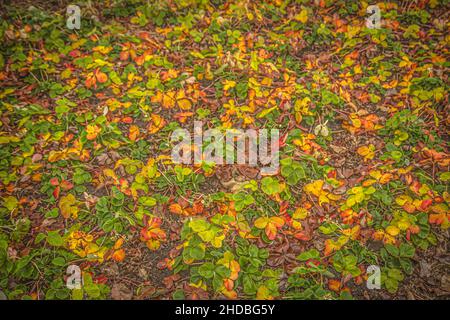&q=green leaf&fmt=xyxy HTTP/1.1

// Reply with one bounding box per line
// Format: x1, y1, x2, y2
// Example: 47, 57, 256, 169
385, 244, 399, 257
400, 258, 413, 275
3, 196, 18, 211
139, 196, 157, 207
189, 219, 209, 233
384, 277, 399, 293
243, 275, 257, 295
189, 246, 205, 260
388, 268, 404, 281
51, 257, 66, 266
439, 172, 450, 182
173, 290, 185, 300
215, 265, 231, 278
261, 177, 282, 195
281, 158, 305, 185
297, 249, 320, 261
109, 71, 123, 85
